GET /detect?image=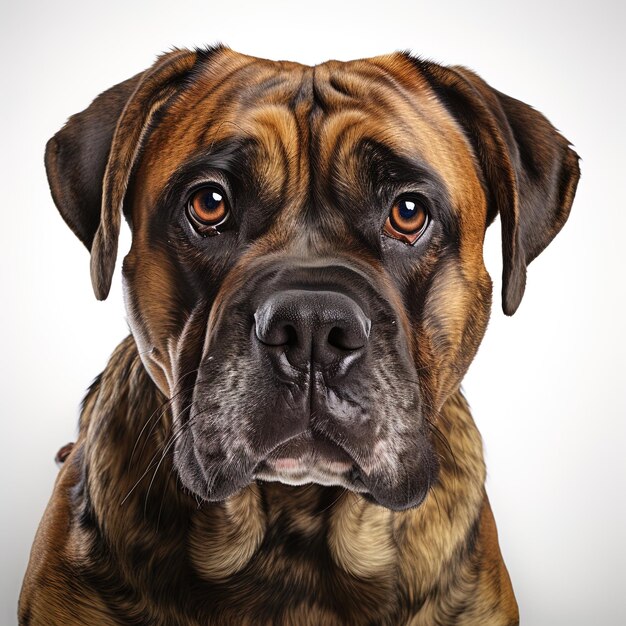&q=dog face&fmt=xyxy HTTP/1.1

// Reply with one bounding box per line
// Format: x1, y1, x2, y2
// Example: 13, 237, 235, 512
45, 46, 579, 511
